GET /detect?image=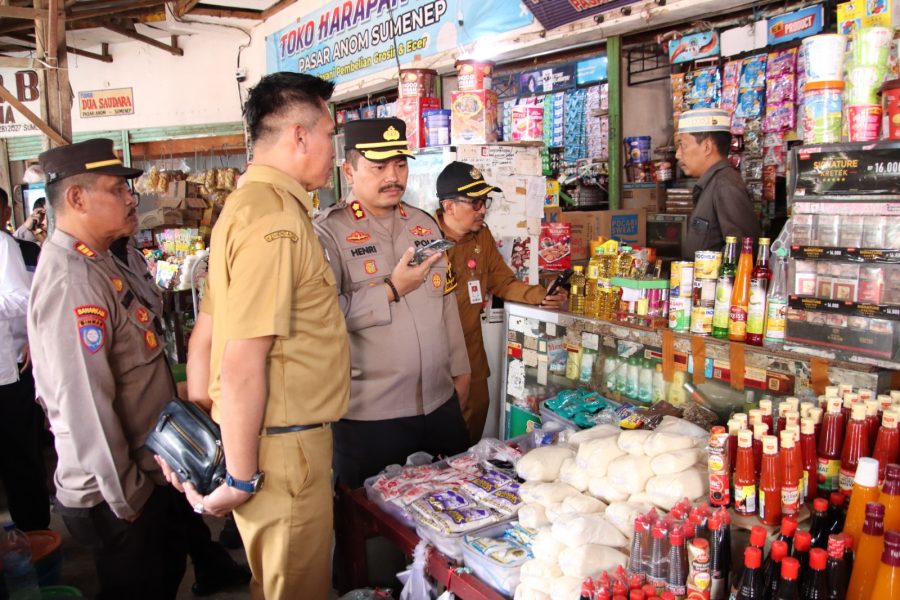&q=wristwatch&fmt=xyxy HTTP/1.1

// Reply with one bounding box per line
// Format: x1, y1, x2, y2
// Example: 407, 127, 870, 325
225, 470, 265, 494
